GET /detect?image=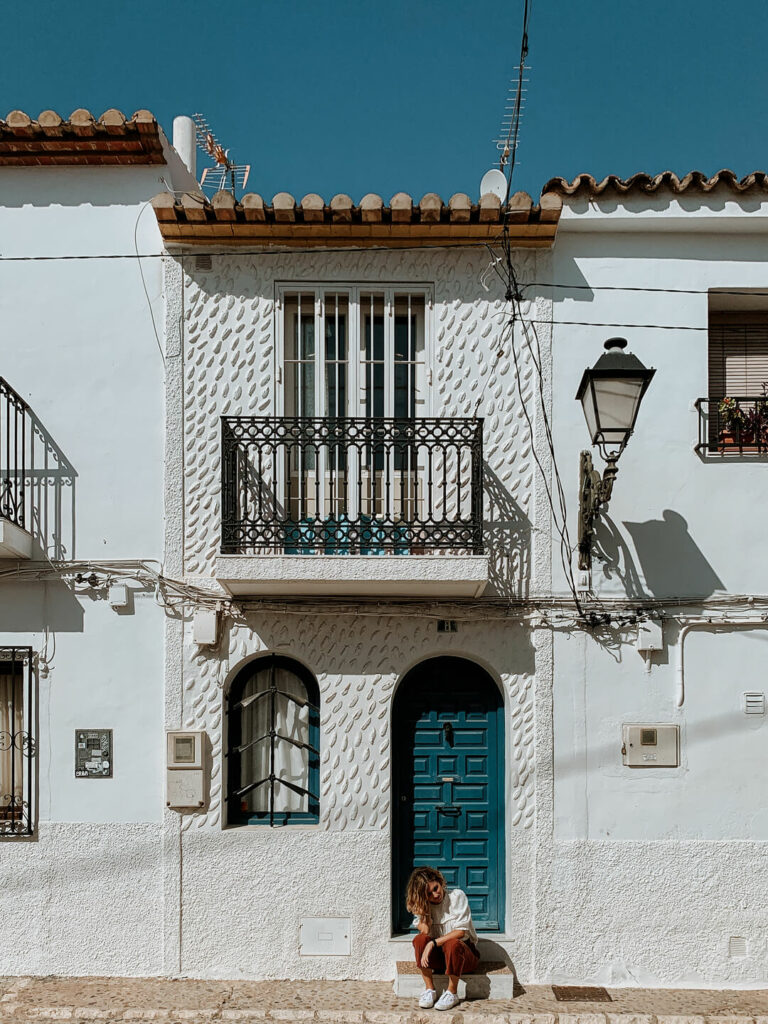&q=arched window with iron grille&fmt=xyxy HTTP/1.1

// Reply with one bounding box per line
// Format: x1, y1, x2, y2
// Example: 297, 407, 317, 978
226, 655, 320, 826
